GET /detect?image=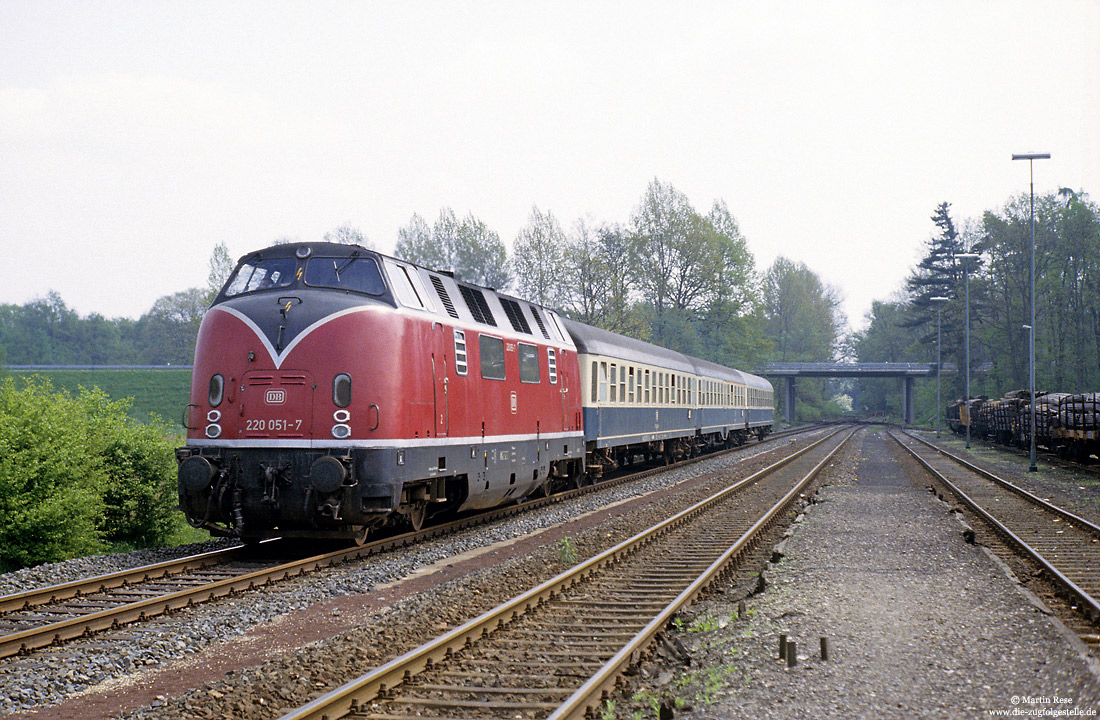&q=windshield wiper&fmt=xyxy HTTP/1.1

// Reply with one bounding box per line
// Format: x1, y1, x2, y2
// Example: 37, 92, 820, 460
333, 253, 359, 282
